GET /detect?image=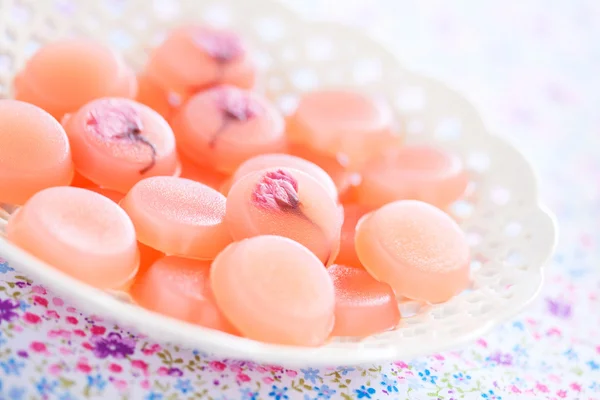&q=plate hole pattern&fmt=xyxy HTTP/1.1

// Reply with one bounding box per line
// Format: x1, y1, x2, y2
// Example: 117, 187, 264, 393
0, 0, 556, 359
